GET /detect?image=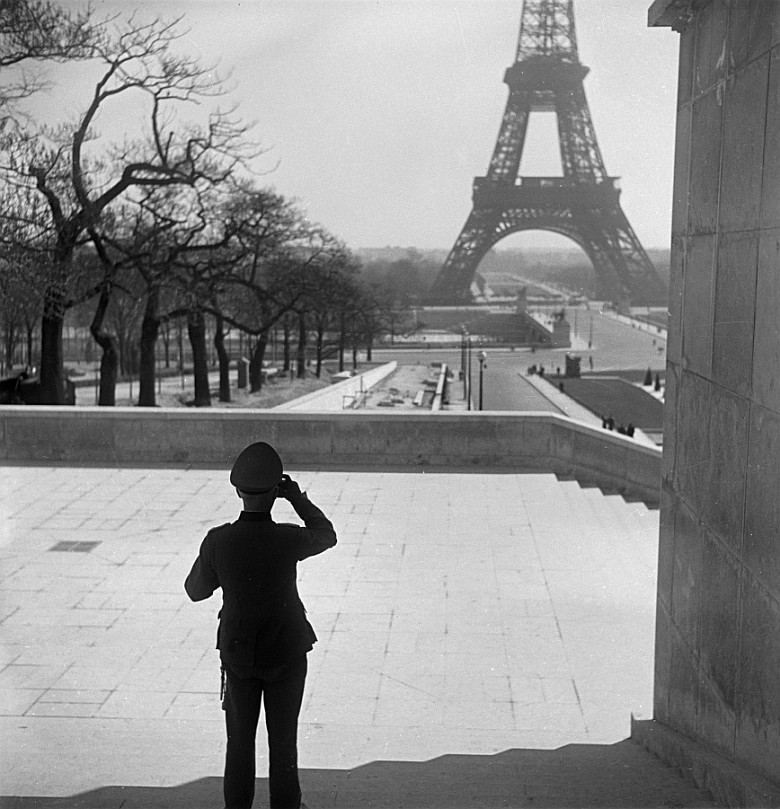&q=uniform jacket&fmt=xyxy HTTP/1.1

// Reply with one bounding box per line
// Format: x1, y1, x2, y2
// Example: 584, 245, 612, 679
184, 493, 337, 668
